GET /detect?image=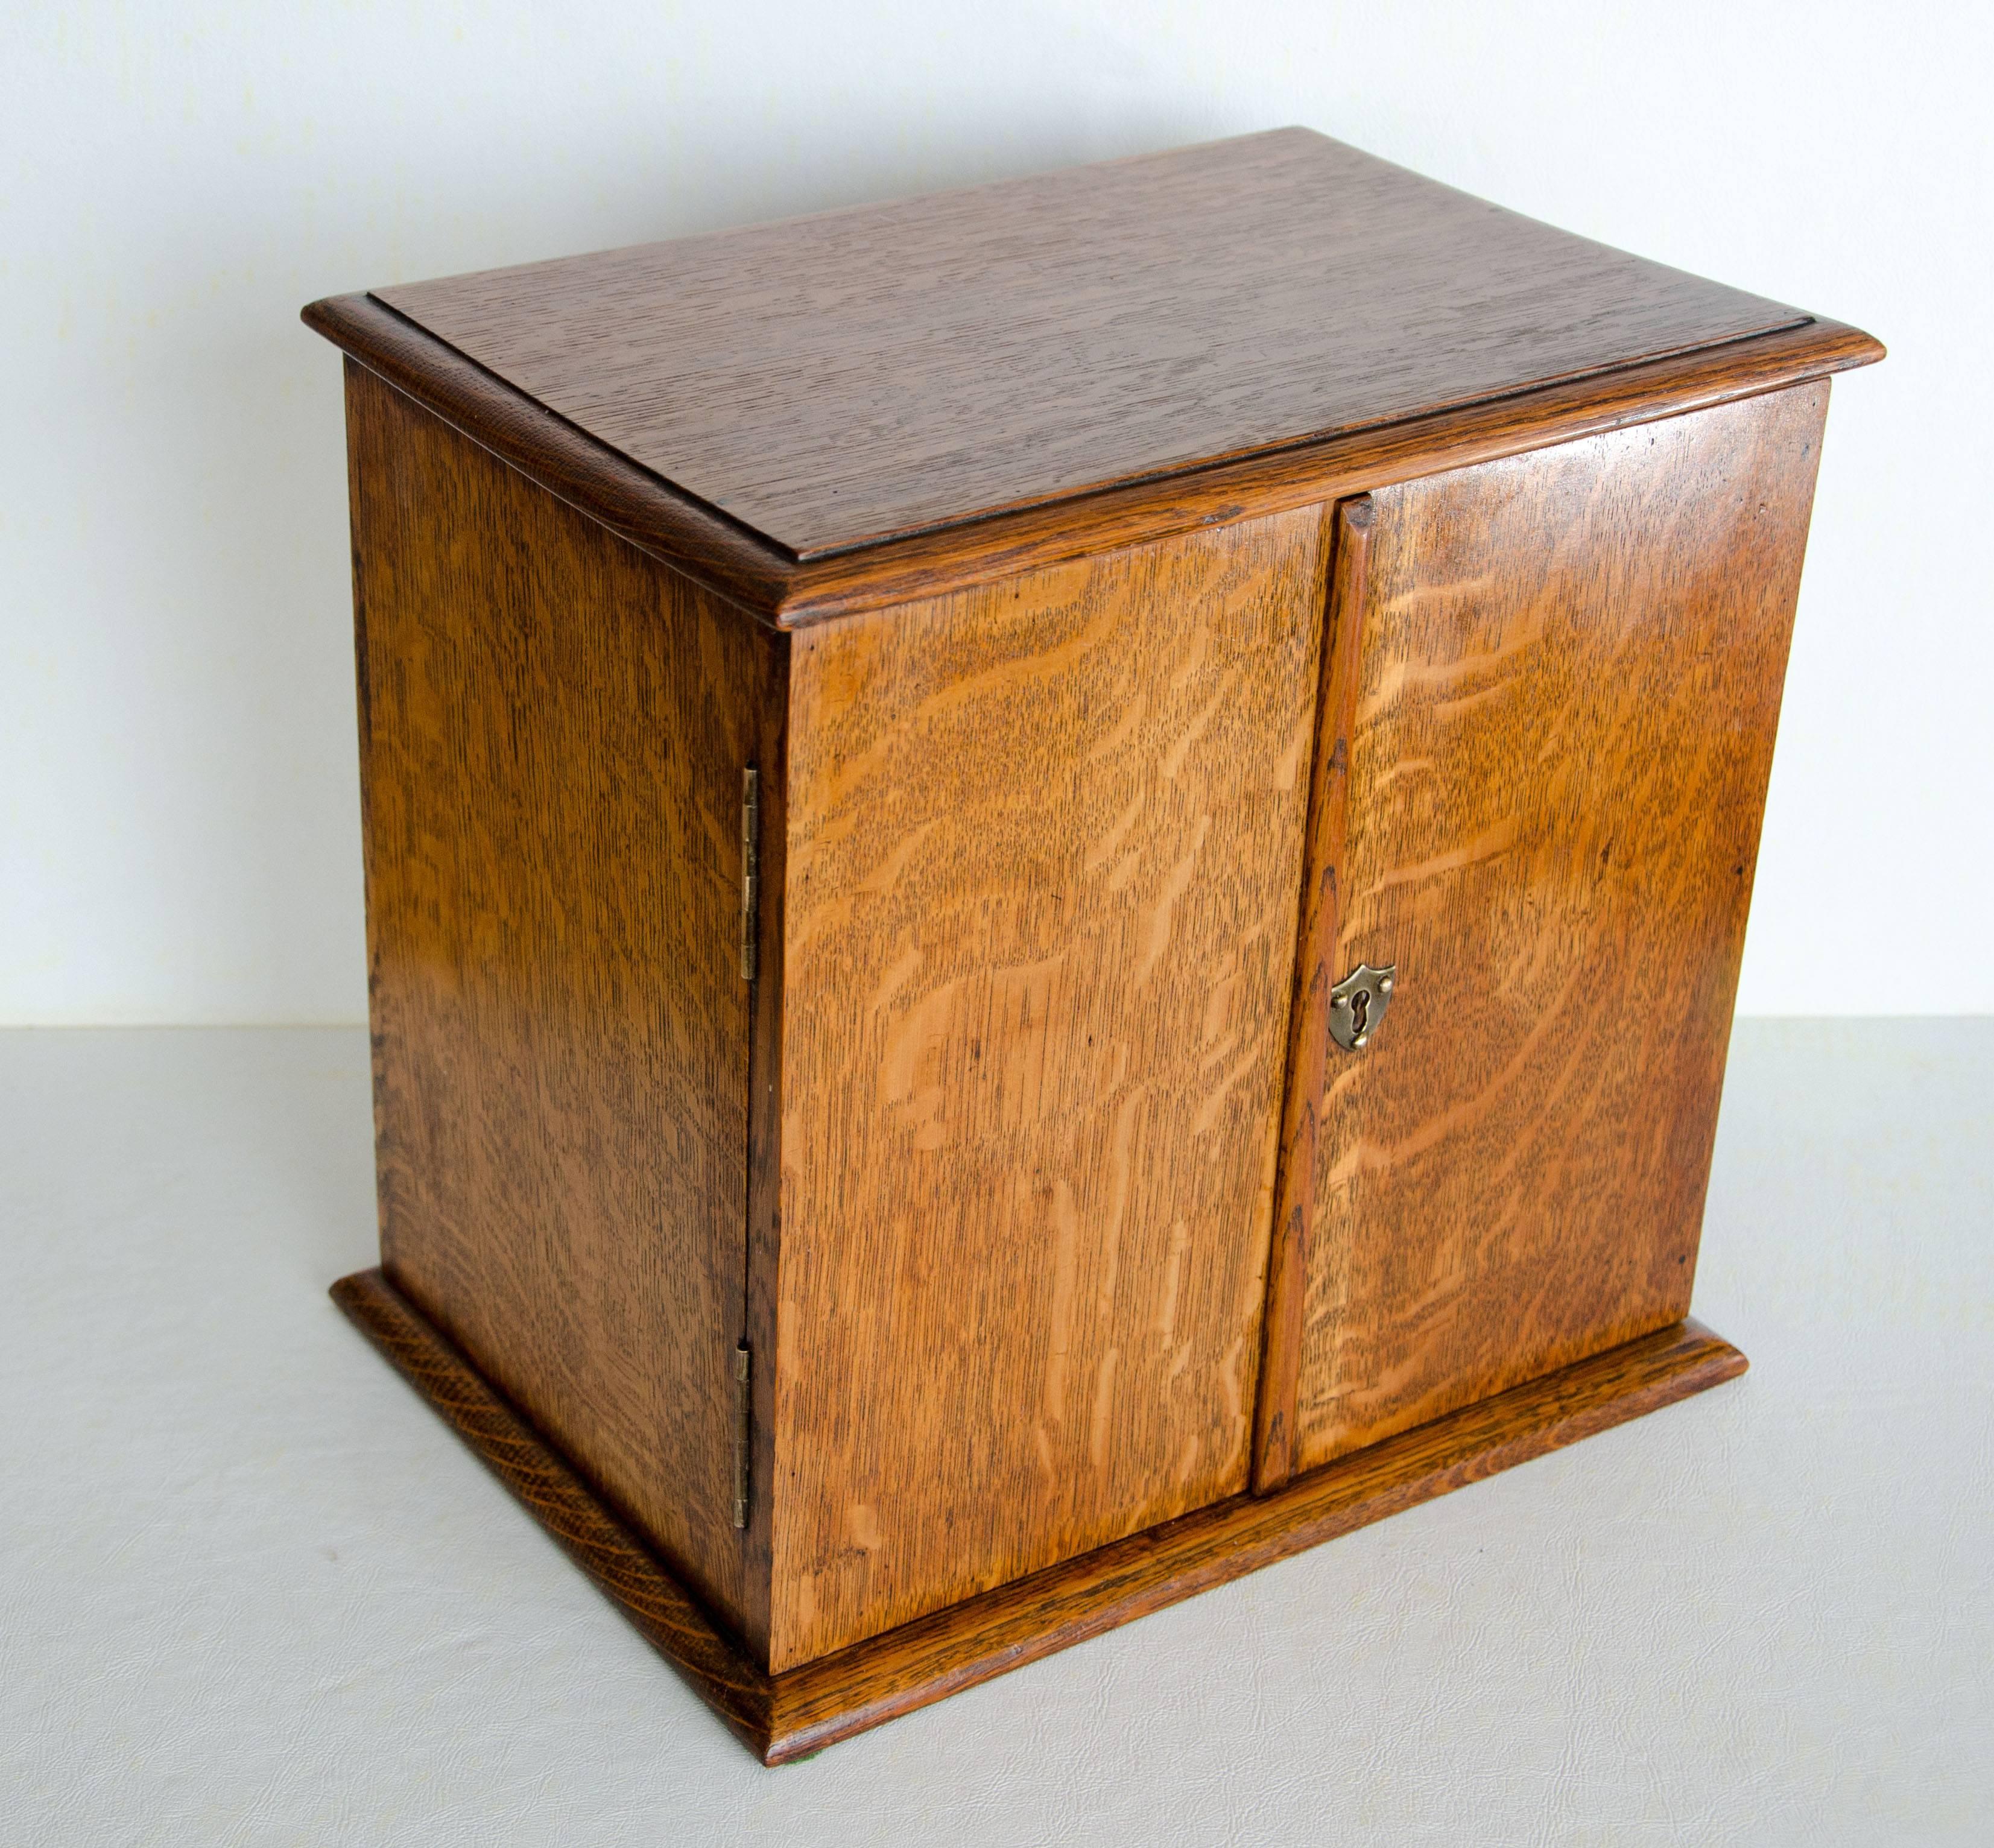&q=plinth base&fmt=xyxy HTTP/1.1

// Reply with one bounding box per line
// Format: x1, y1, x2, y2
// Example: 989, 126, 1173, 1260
330, 1268, 1745, 1764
